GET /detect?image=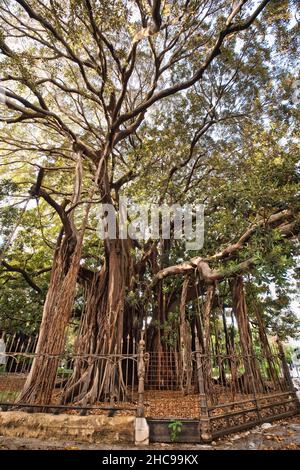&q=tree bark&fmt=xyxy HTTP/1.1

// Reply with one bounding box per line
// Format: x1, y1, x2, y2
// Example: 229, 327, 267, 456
62, 237, 134, 404
19, 153, 85, 405
230, 276, 264, 393
19, 231, 79, 404
253, 301, 280, 389
201, 284, 215, 398
179, 277, 193, 394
